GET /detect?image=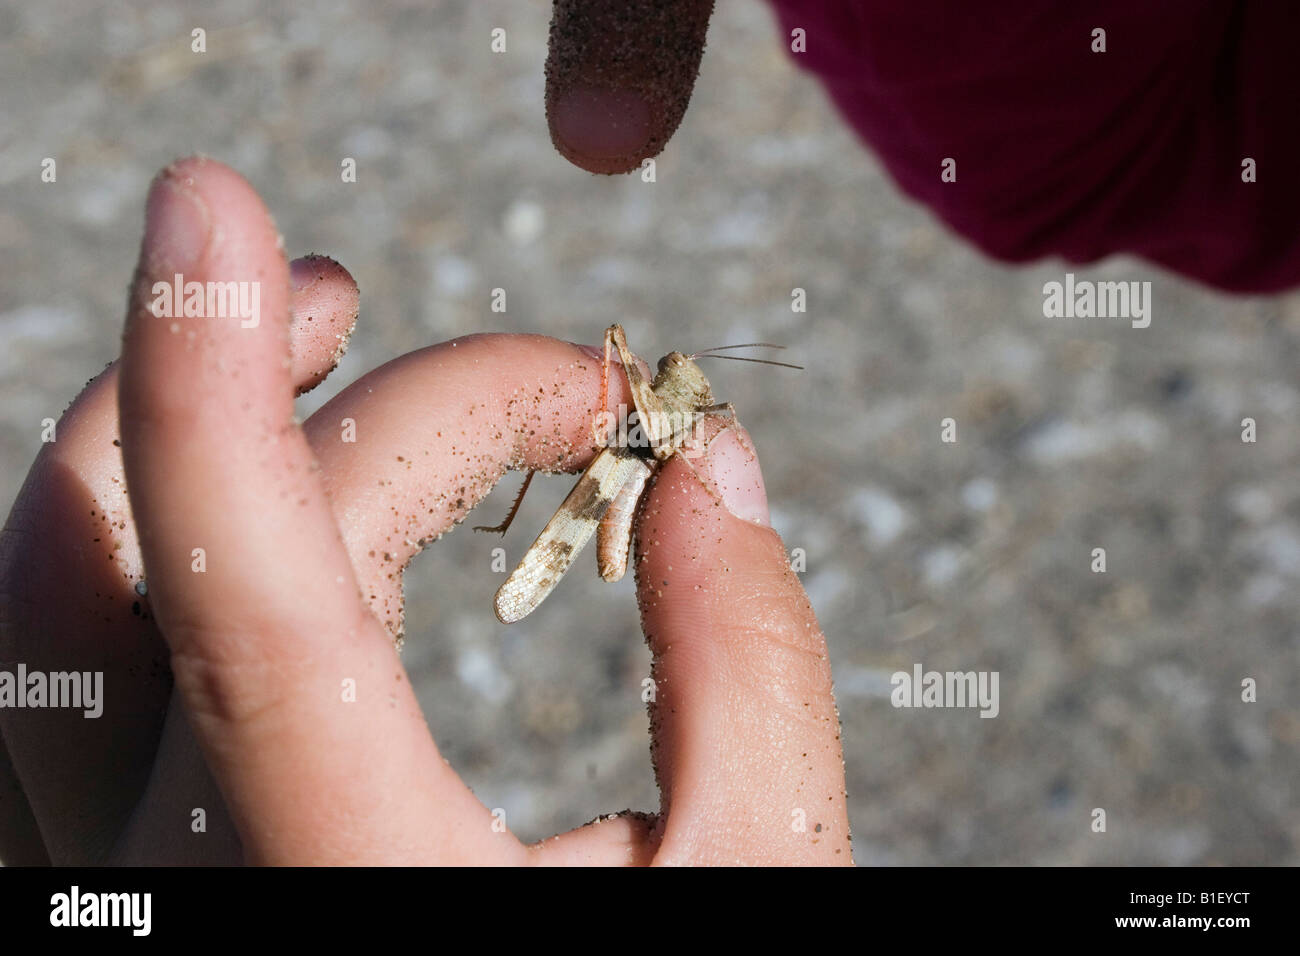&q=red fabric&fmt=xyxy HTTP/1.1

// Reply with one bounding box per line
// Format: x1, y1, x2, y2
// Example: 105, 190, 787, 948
768, 1, 1300, 292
